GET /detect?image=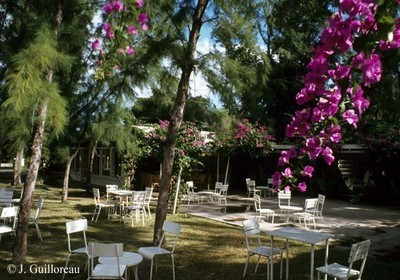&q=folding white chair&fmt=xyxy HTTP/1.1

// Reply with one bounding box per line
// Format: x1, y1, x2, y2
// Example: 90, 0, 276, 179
247, 180, 260, 197
0, 206, 18, 243
88, 242, 126, 280
138, 220, 181, 280
185, 181, 199, 204
314, 194, 326, 223
30, 196, 44, 241
143, 186, 154, 219
277, 192, 303, 223
253, 194, 275, 223
242, 219, 283, 279
63, 219, 89, 280
92, 188, 115, 222
123, 191, 146, 226
0, 186, 14, 207
293, 198, 318, 229
213, 184, 229, 205
316, 239, 370, 280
